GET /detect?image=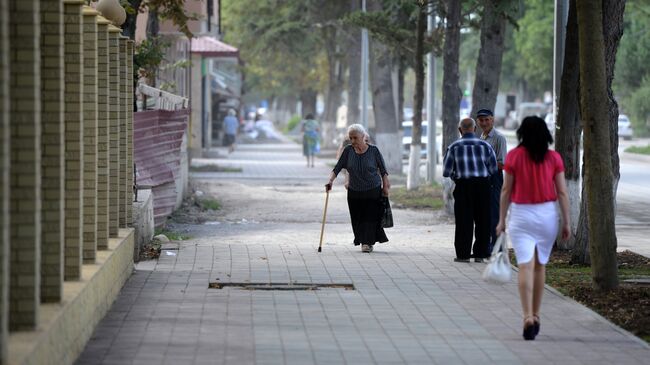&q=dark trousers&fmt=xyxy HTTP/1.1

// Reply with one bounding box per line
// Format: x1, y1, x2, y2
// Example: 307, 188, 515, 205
453, 177, 491, 259
488, 171, 503, 252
